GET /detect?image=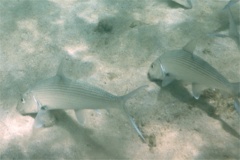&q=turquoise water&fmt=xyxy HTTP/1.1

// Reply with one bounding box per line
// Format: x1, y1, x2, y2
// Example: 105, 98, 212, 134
0, 0, 239, 159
